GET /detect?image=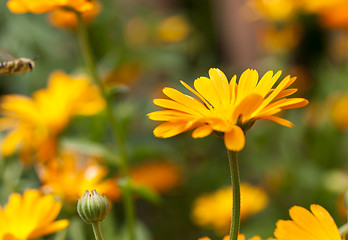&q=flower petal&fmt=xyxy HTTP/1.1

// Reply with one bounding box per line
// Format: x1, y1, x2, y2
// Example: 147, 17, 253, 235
192, 125, 213, 138
258, 115, 294, 127
224, 126, 245, 151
